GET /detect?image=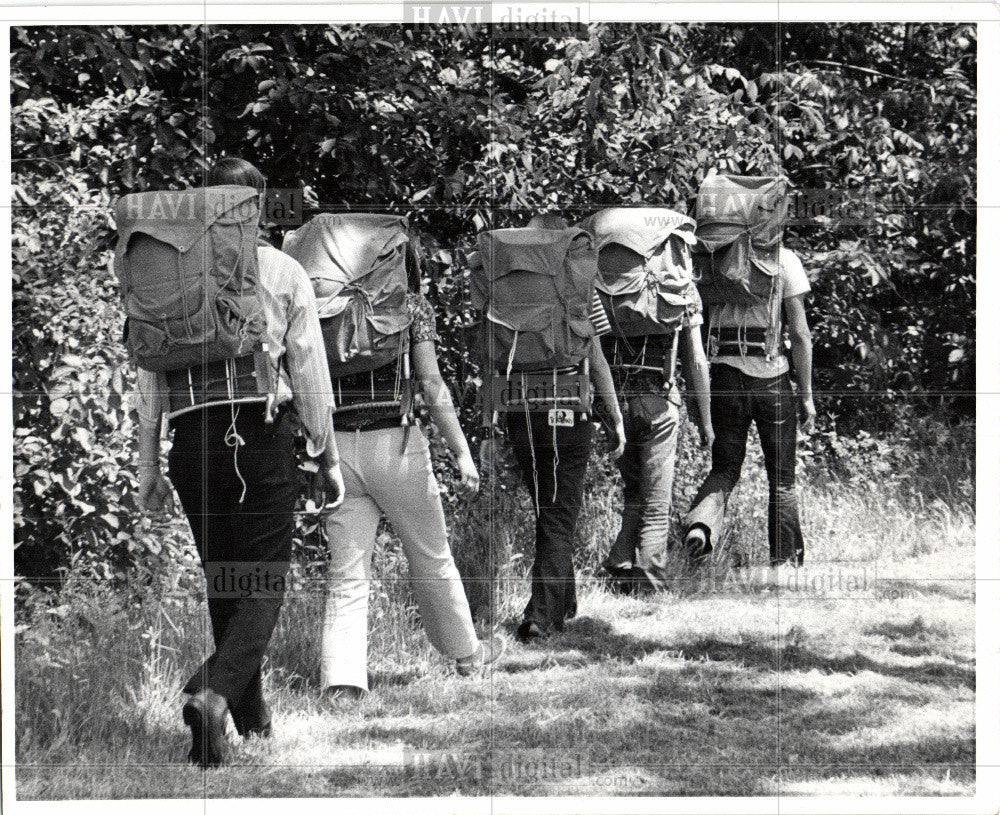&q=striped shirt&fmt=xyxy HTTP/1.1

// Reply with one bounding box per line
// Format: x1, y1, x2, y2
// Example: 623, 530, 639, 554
135, 244, 335, 457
